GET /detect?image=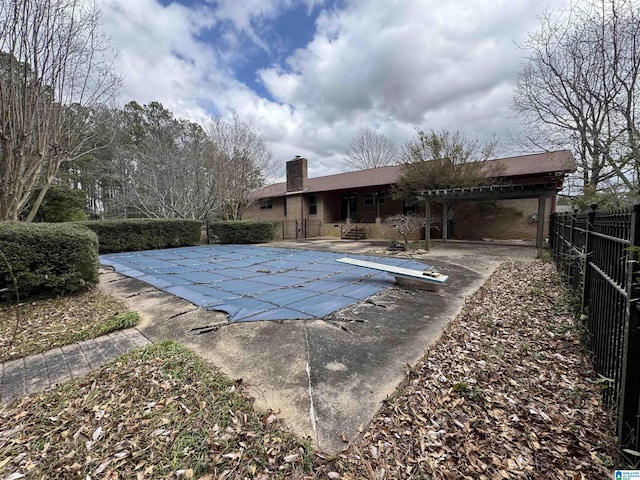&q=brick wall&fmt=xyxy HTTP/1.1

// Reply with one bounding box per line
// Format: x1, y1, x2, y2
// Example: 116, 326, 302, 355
243, 197, 286, 221
451, 198, 550, 241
